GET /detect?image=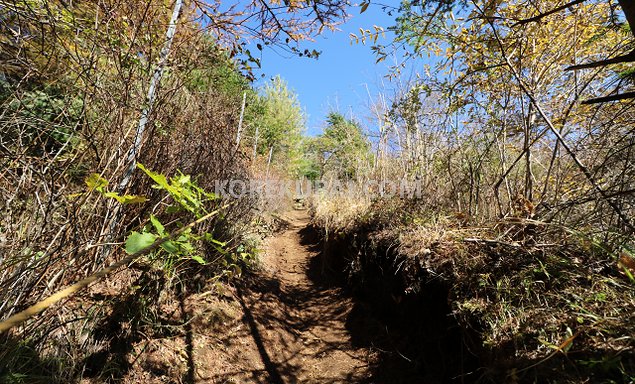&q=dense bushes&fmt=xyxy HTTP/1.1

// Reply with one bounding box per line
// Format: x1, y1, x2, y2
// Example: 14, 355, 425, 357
0, 2, 260, 381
